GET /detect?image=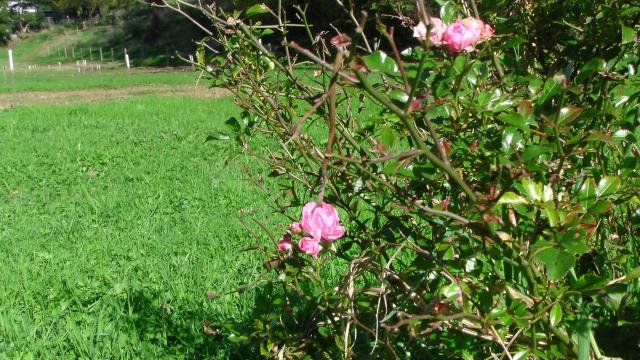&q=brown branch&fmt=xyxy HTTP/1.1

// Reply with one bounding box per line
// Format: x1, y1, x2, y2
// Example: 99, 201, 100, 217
289, 42, 360, 83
